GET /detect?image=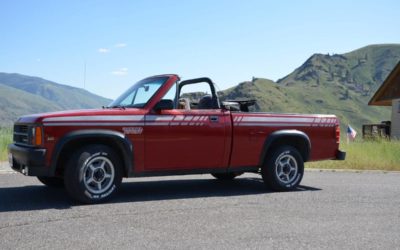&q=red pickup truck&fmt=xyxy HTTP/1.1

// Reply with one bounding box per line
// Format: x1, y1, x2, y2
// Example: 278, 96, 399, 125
8, 74, 345, 203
